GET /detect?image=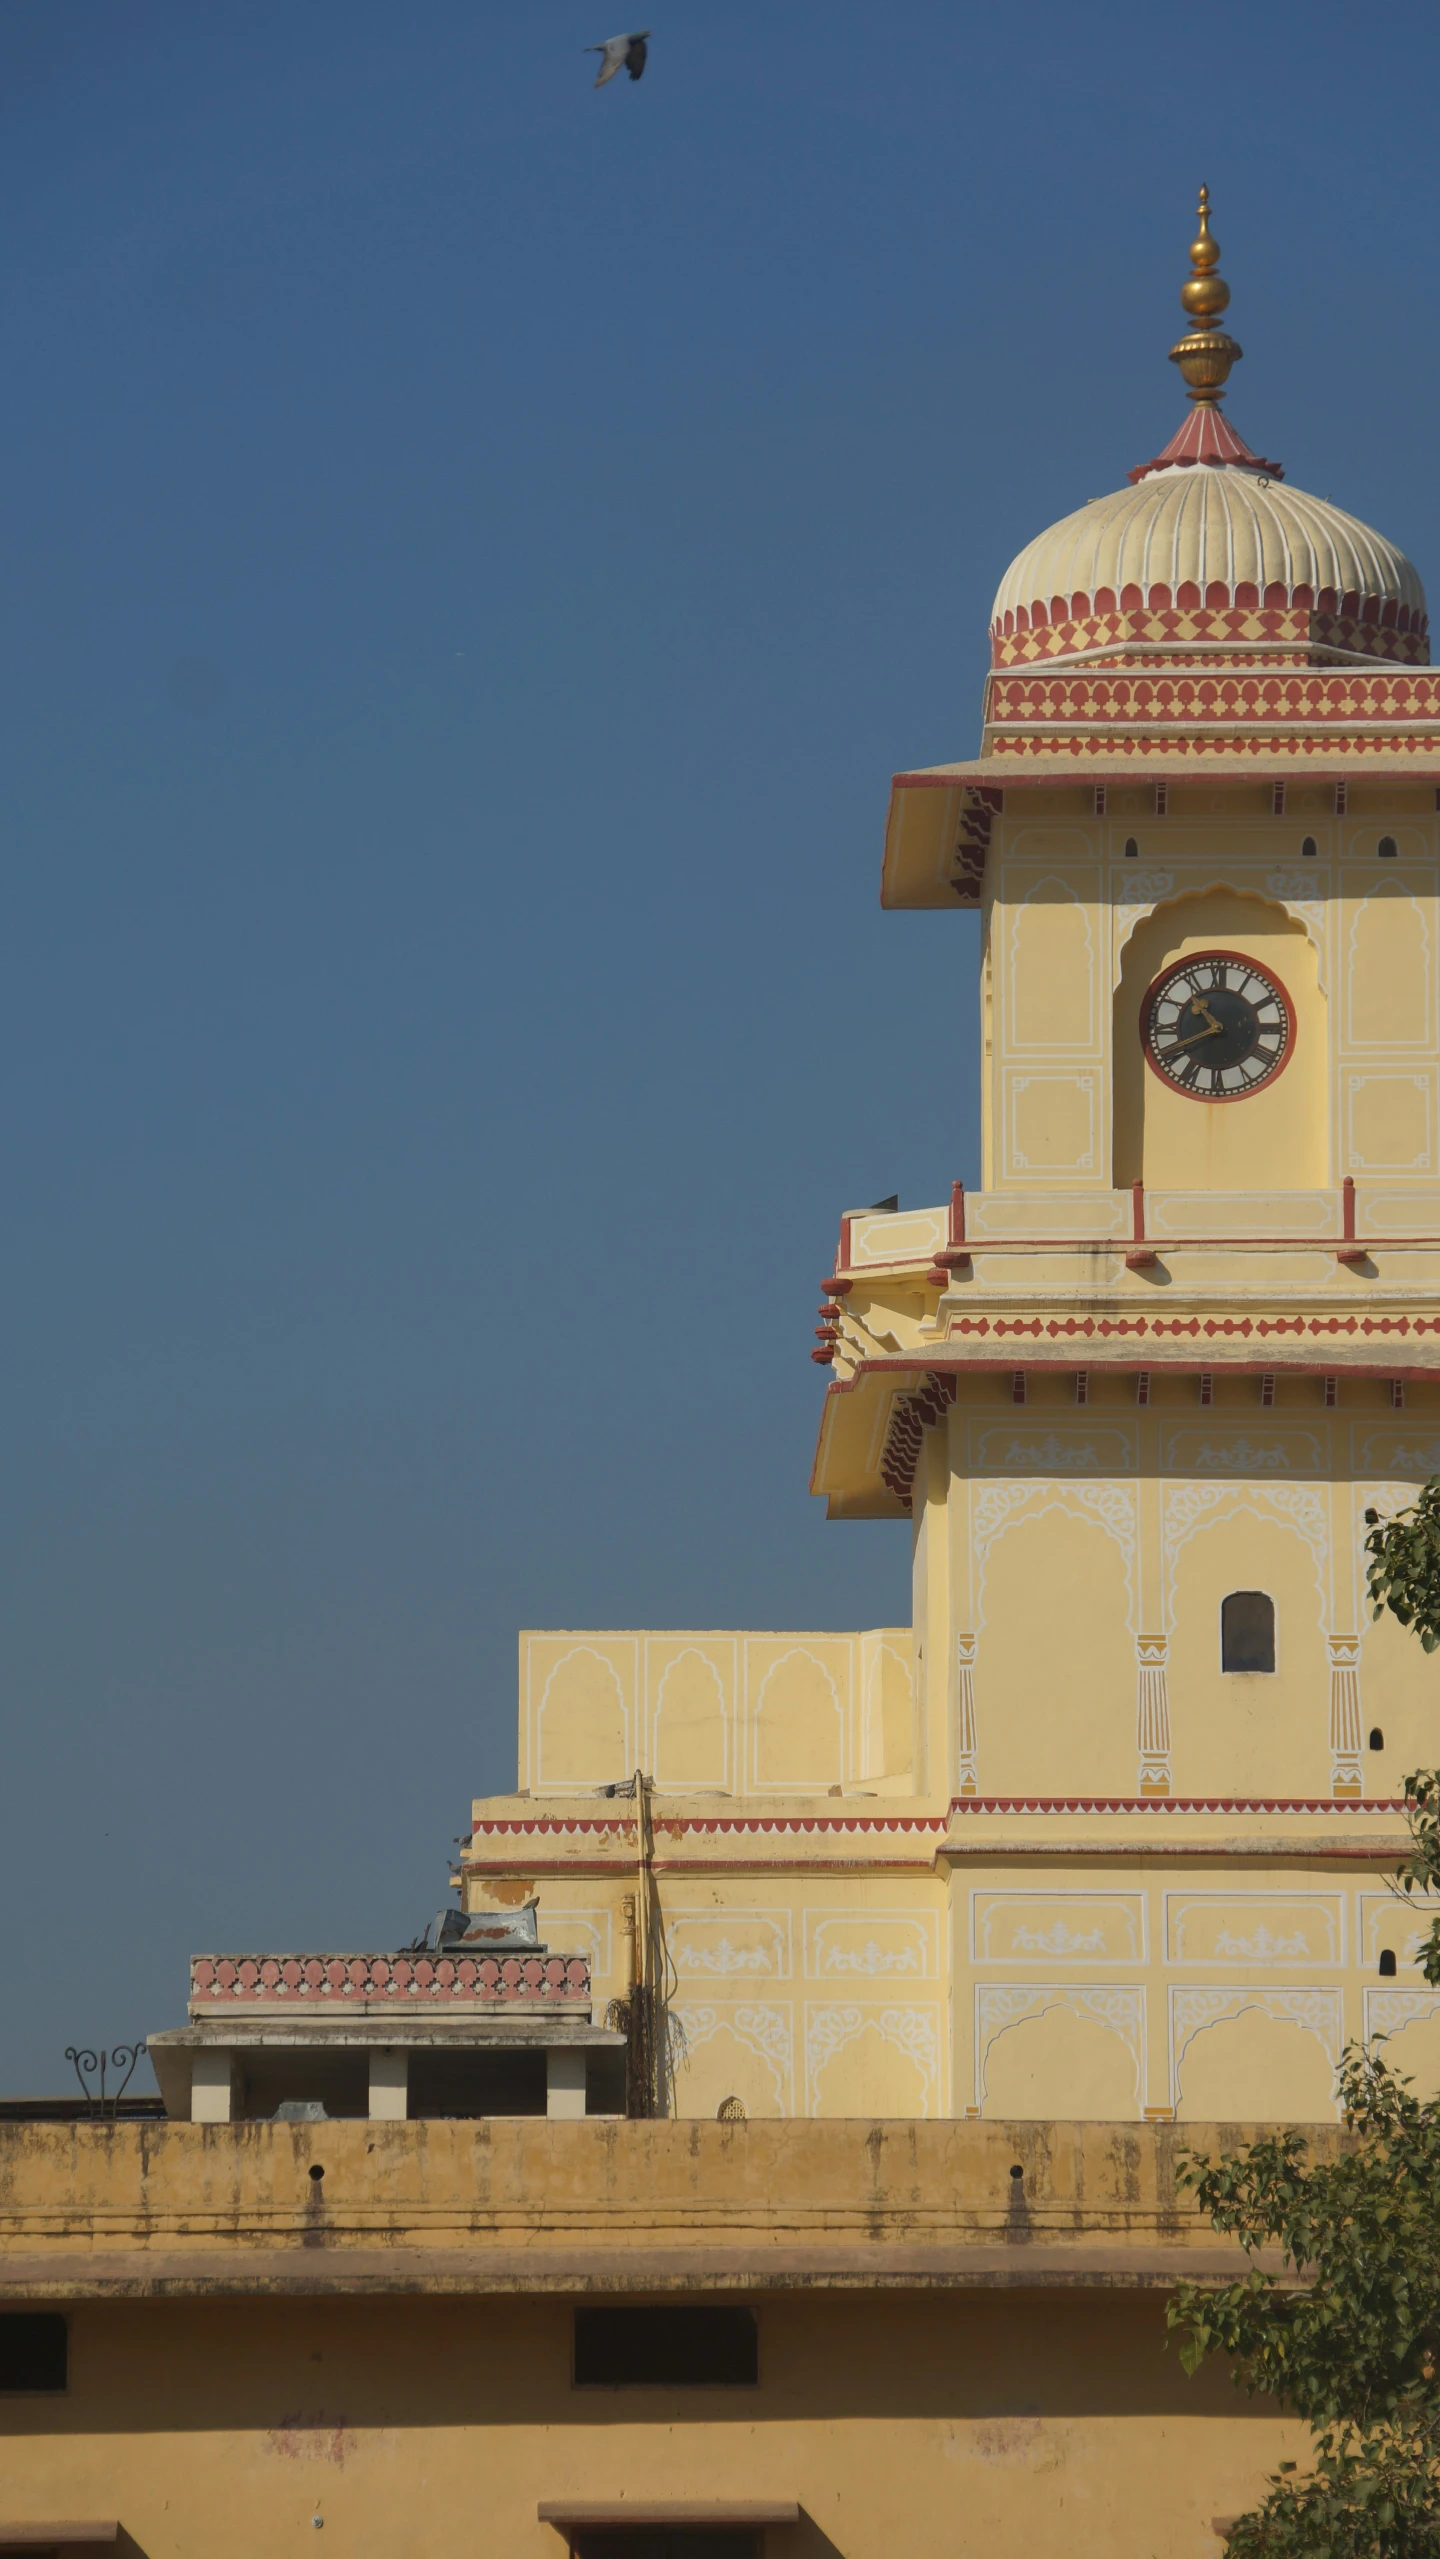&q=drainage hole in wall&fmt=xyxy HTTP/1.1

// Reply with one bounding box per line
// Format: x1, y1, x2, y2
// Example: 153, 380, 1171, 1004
1009, 2164, 1024, 2182
309, 2164, 326, 2184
